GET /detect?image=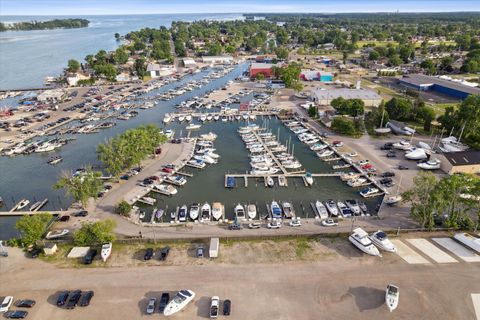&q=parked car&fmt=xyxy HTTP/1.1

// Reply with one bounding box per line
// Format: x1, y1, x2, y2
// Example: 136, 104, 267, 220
58, 215, 70, 222
73, 210, 88, 217
4, 310, 28, 319
267, 221, 281, 229
321, 219, 338, 227
162, 167, 173, 173
27, 246, 42, 259
79, 291, 94, 307
146, 298, 156, 314
159, 247, 170, 261
228, 223, 242, 230
196, 246, 205, 258
380, 142, 394, 150
209, 296, 219, 318
386, 151, 396, 158
0, 296, 14, 312
288, 219, 302, 227
398, 165, 409, 170
223, 299, 231, 316
248, 222, 261, 229
15, 300, 35, 308
144, 248, 154, 261
65, 290, 82, 309
332, 141, 343, 147
379, 178, 393, 185
56, 291, 69, 307
83, 249, 97, 265
159, 293, 170, 313
381, 172, 395, 177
